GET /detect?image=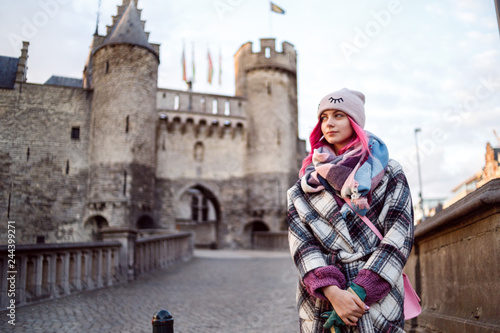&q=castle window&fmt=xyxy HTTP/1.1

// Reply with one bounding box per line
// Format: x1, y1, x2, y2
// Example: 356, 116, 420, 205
174, 95, 180, 110
123, 171, 127, 195
27, 147, 30, 161
105, 61, 109, 74
224, 100, 230, 115
212, 99, 218, 114
65, 160, 70, 174
191, 195, 199, 221
194, 141, 204, 162
190, 193, 208, 223
71, 127, 80, 140
125, 116, 129, 133
265, 47, 271, 58
266, 82, 272, 95
162, 92, 166, 98
200, 97, 206, 112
